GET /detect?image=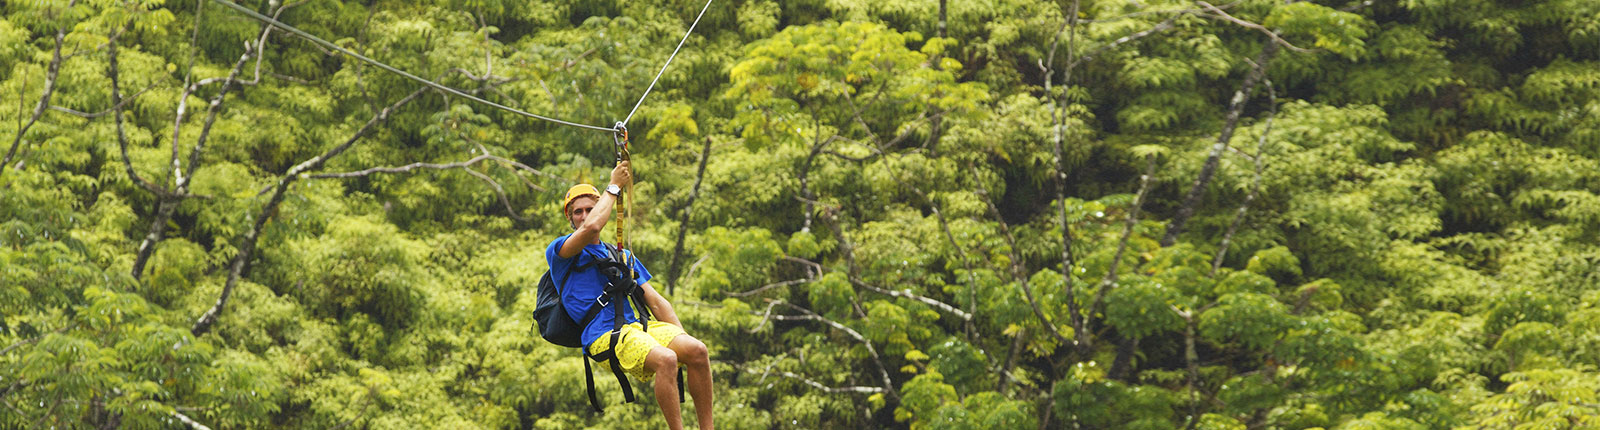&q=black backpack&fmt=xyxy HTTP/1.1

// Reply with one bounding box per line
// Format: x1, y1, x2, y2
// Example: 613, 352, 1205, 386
532, 243, 683, 412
